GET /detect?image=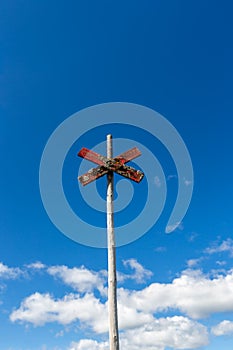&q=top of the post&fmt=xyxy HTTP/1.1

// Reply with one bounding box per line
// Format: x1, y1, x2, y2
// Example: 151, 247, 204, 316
107, 134, 113, 158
